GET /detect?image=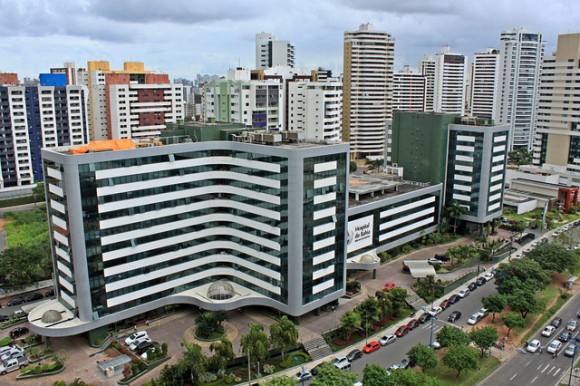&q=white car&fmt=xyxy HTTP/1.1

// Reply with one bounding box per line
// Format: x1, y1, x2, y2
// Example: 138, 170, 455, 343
568, 320, 578, 332
428, 306, 443, 316
542, 325, 556, 337
478, 308, 489, 317
129, 337, 152, 351
334, 356, 350, 370
467, 313, 483, 325
125, 331, 148, 346
546, 340, 563, 354
483, 273, 494, 282
458, 289, 470, 298
295, 369, 312, 382
431, 340, 441, 349
526, 339, 541, 353
379, 334, 397, 346
427, 258, 443, 265
0, 347, 23, 362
